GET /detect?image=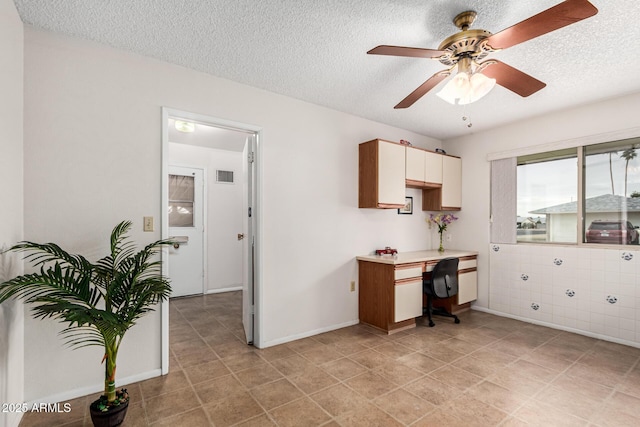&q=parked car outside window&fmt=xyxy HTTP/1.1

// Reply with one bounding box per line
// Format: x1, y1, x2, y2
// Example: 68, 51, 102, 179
585, 220, 639, 245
